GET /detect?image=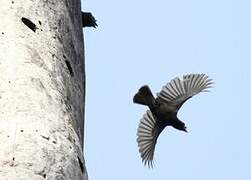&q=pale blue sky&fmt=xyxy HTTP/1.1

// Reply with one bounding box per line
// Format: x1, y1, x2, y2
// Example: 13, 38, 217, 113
82, 0, 251, 179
